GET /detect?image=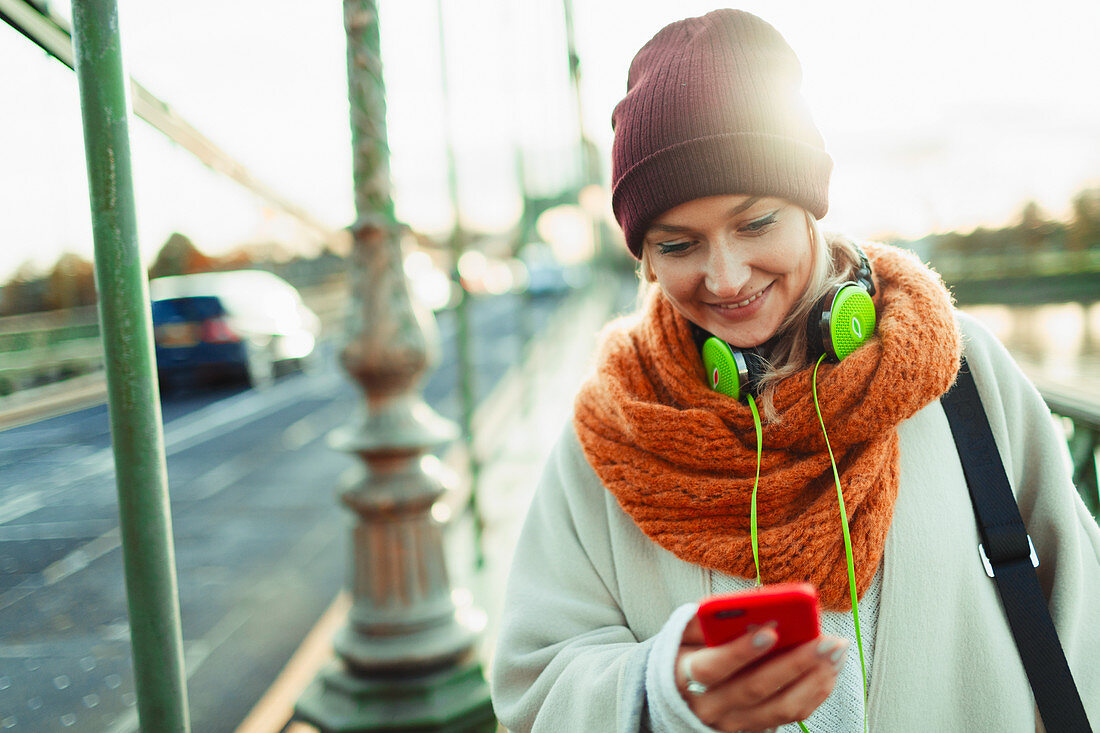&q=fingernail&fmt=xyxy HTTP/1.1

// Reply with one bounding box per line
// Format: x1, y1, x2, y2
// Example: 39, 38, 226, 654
752, 628, 776, 649
830, 641, 849, 668
816, 639, 838, 657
